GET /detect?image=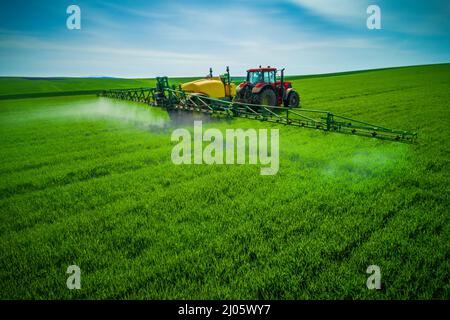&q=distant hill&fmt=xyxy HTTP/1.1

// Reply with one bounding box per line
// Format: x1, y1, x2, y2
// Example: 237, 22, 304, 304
1, 63, 448, 99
